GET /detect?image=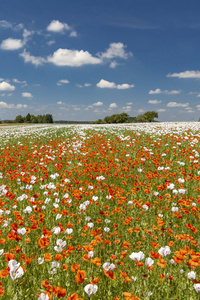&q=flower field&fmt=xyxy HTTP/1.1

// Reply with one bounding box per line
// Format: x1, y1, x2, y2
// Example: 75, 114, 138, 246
0, 123, 200, 299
